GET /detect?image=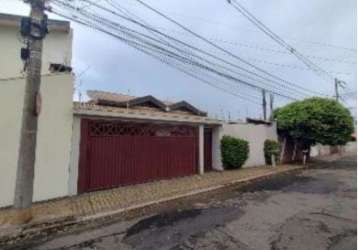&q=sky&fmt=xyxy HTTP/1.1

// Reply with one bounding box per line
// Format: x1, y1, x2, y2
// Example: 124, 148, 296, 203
1, 0, 357, 120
